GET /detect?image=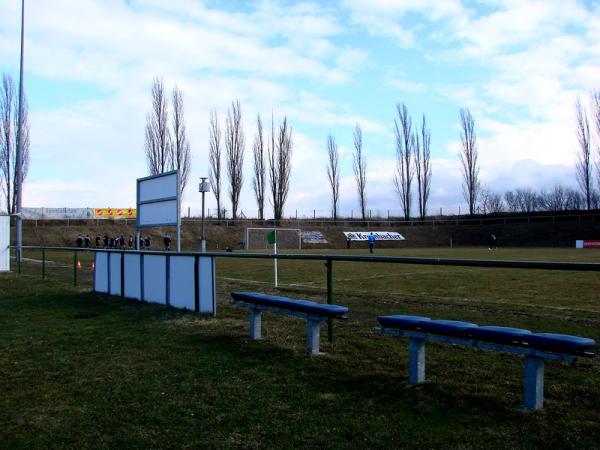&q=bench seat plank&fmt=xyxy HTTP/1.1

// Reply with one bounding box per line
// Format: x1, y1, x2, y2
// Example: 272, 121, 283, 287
418, 319, 478, 337
377, 315, 431, 330
523, 333, 596, 354
231, 292, 348, 318
469, 326, 532, 344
